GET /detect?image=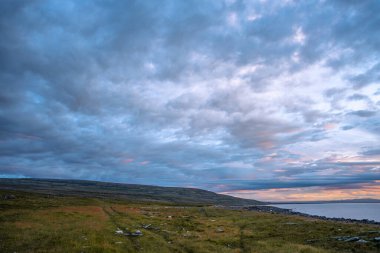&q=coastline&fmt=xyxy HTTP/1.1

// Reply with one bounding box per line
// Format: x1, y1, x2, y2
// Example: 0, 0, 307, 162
236, 205, 380, 226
